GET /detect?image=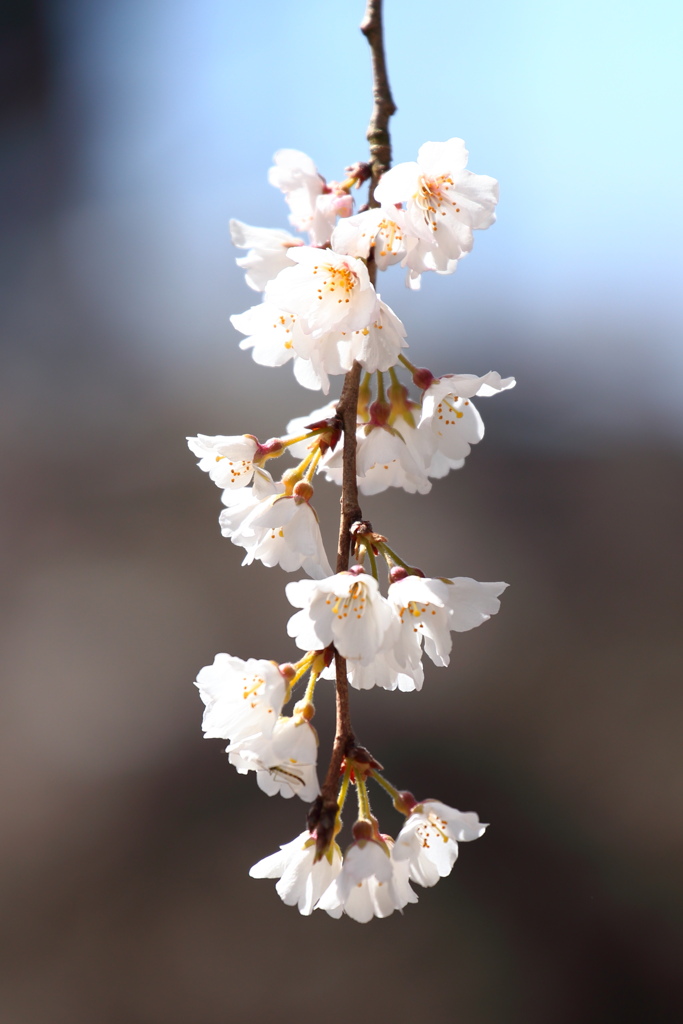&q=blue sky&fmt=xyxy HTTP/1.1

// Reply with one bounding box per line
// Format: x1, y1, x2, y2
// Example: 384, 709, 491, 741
51, 0, 683, 439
